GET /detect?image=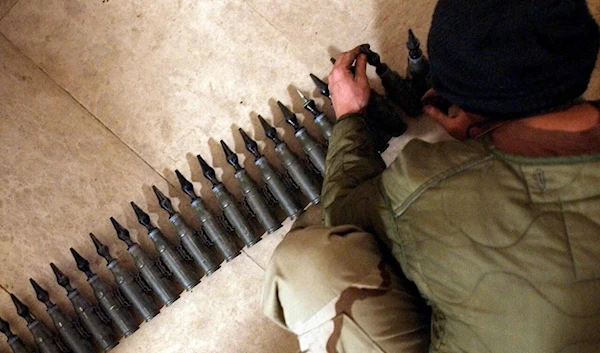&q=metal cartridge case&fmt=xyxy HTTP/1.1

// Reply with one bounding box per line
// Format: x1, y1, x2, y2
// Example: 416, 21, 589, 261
255, 156, 303, 219
107, 260, 159, 322
147, 228, 200, 290
68, 289, 118, 351
235, 169, 281, 234
313, 112, 333, 141
294, 127, 326, 176
46, 305, 95, 353
274, 142, 321, 205
212, 184, 261, 247
190, 199, 240, 261
27, 321, 62, 353
169, 213, 220, 275
6, 336, 31, 353
88, 275, 138, 337
127, 244, 179, 305
378, 66, 422, 117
